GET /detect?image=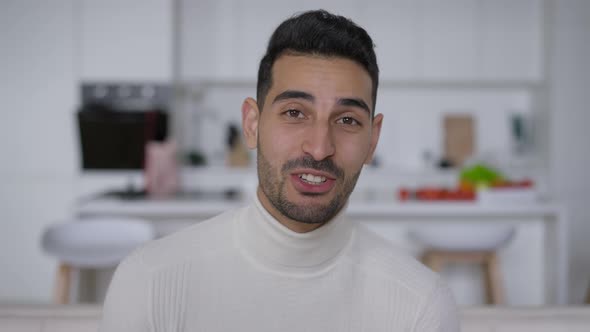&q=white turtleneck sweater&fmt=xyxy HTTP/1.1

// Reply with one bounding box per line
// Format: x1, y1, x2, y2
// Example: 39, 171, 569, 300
100, 197, 459, 331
